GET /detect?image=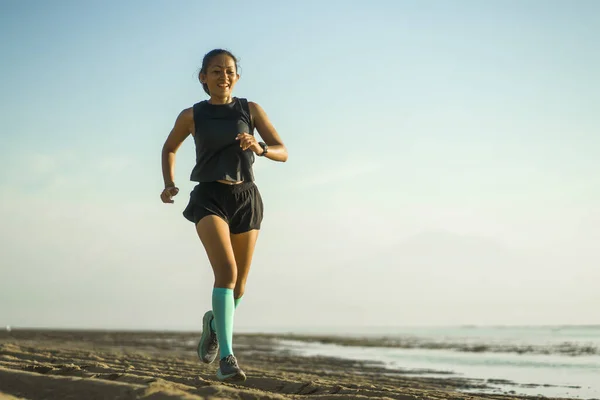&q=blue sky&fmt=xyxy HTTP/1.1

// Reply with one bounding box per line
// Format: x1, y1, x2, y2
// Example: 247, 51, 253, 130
1, 0, 599, 331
